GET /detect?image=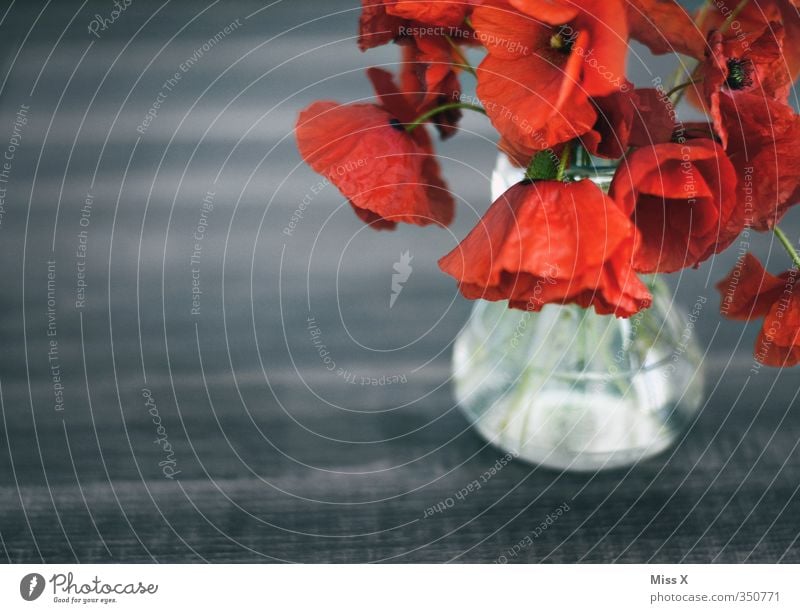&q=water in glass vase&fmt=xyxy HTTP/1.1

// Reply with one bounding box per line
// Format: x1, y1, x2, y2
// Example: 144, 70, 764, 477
452, 155, 705, 471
